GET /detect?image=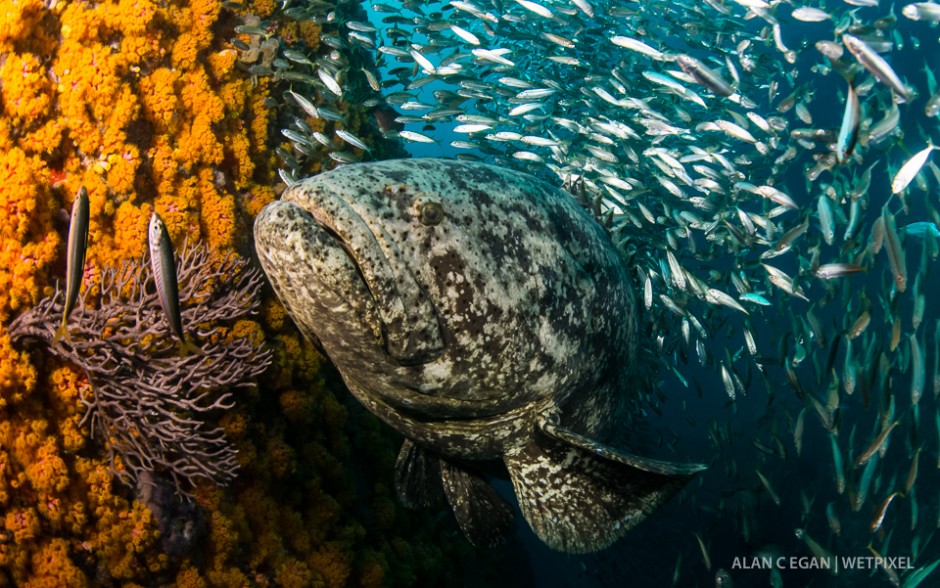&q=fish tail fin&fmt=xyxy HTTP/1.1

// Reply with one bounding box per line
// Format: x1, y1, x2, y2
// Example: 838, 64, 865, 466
52, 320, 71, 346
503, 421, 705, 554
179, 339, 204, 356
